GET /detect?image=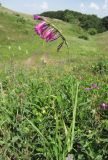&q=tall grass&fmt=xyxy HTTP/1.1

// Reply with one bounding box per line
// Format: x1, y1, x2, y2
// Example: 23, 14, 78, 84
27, 82, 79, 160
0, 66, 108, 159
